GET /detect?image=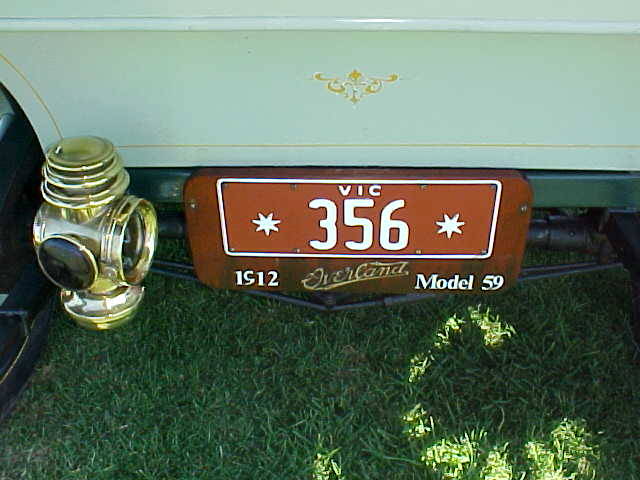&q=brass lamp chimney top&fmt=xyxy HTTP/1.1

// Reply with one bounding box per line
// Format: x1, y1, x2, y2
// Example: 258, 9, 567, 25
33, 136, 157, 330
41, 136, 129, 209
